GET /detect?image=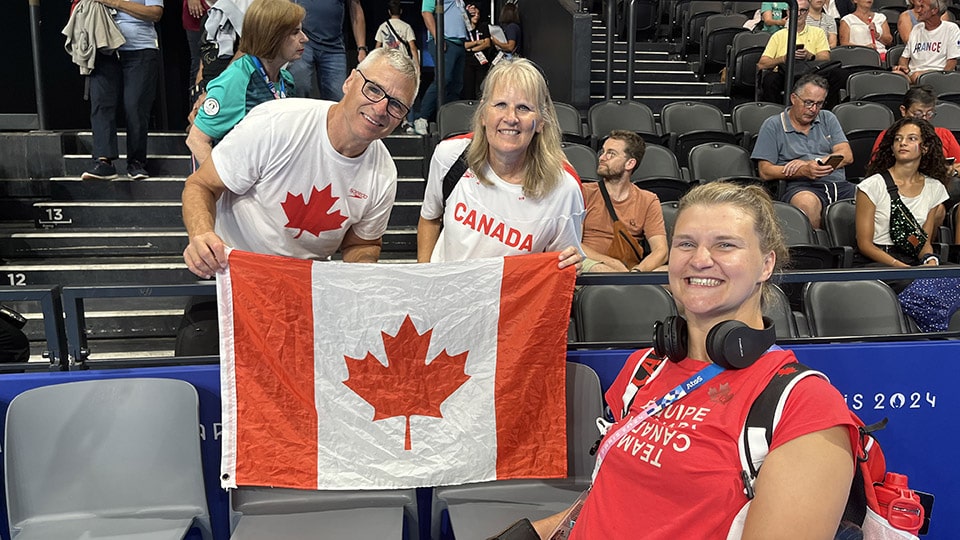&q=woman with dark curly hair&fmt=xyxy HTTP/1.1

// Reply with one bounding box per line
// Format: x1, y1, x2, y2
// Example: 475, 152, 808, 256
856, 117, 949, 269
